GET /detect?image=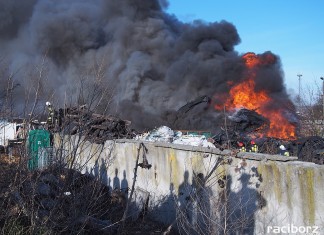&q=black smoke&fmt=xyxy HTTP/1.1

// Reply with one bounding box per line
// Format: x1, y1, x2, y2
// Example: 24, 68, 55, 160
0, 0, 294, 131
